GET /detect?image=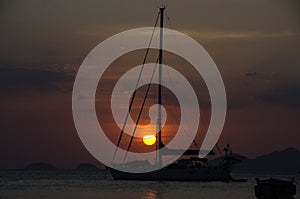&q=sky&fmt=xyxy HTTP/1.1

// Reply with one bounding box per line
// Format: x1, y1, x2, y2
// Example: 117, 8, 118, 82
0, 0, 300, 169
